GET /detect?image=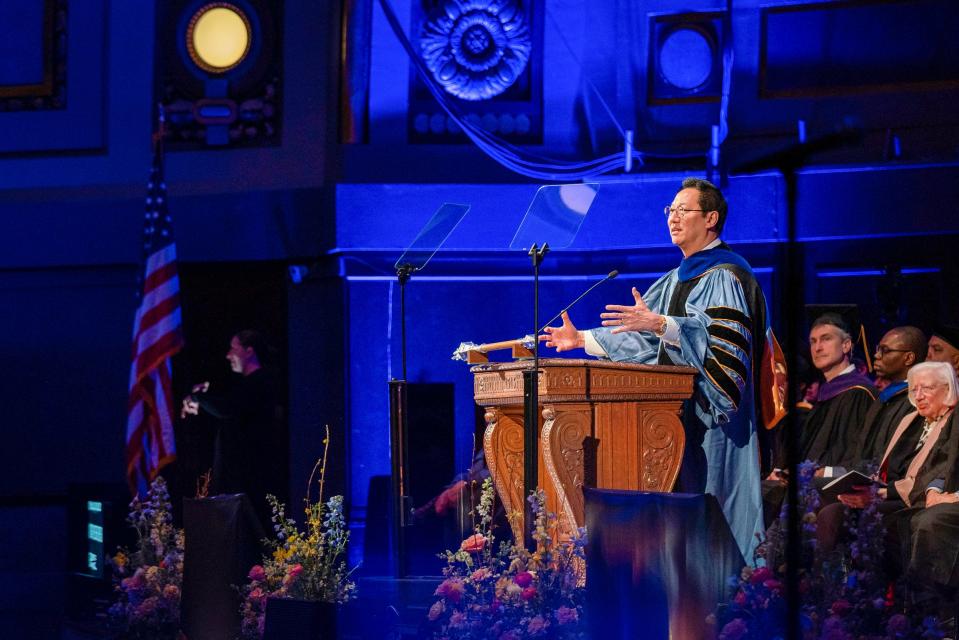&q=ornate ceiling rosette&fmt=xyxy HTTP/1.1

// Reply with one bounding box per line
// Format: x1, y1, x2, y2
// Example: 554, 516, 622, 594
419, 0, 531, 101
